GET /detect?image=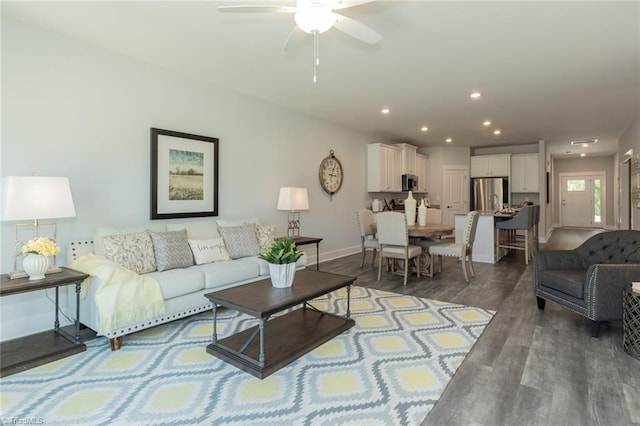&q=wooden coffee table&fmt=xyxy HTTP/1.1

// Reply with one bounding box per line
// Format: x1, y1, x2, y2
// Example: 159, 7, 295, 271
204, 269, 356, 379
